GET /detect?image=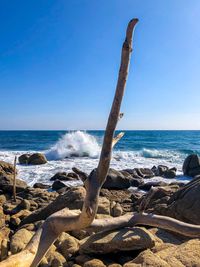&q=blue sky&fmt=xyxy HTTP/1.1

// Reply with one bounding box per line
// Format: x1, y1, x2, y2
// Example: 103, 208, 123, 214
0, 0, 200, 130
